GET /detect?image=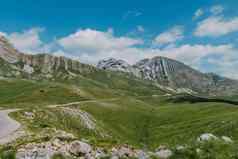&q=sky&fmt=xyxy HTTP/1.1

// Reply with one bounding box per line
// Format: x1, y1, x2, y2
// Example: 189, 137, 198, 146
0, 0, 238, 79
